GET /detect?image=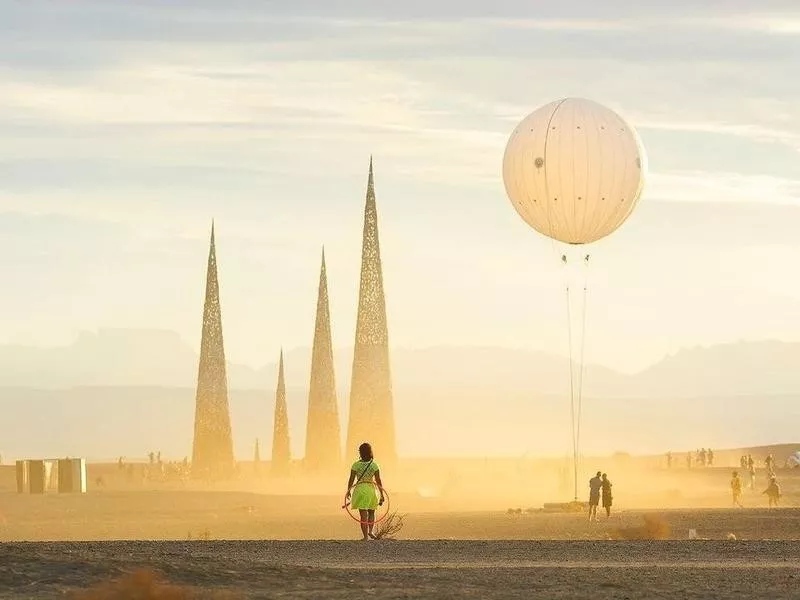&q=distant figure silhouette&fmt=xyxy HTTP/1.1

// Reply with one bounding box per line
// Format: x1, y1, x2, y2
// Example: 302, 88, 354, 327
748, 461, 756, 490
765, 454, 775, 477
666, 452, 672, 469
344, 442, 385, 541
686, 453, 692, 469
731, 471, 743, 507
601, 473, 613, 518
707, 448, 714, 466
763, 477, 781, 507
588, 471, 602, 521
